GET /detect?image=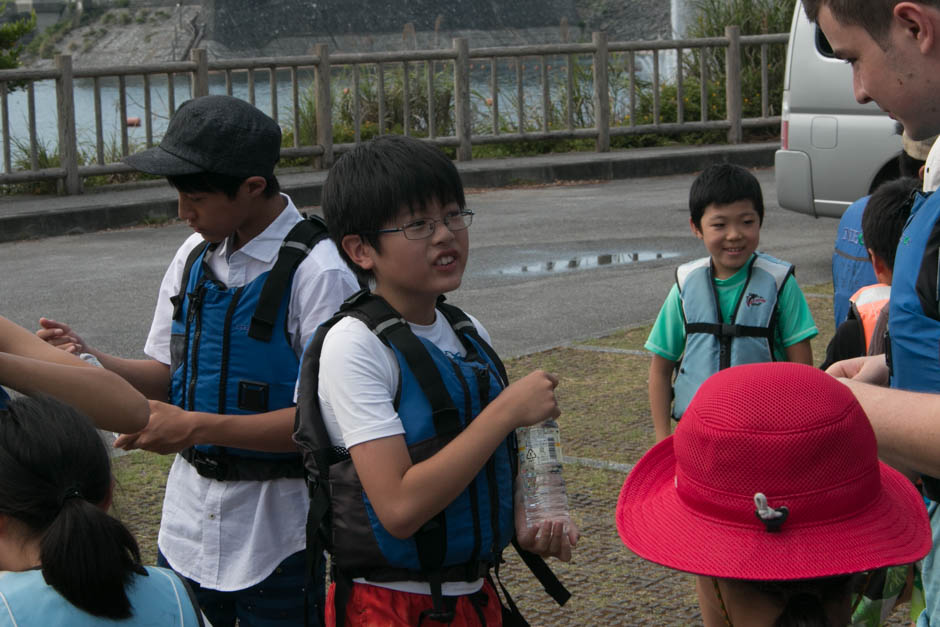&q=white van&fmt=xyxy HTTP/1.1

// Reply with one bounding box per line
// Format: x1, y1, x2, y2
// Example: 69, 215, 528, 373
774, 2, 902, 218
